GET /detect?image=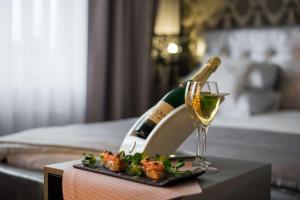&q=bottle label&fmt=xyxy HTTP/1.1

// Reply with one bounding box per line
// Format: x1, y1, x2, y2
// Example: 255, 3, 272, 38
147, 101, 175, 124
